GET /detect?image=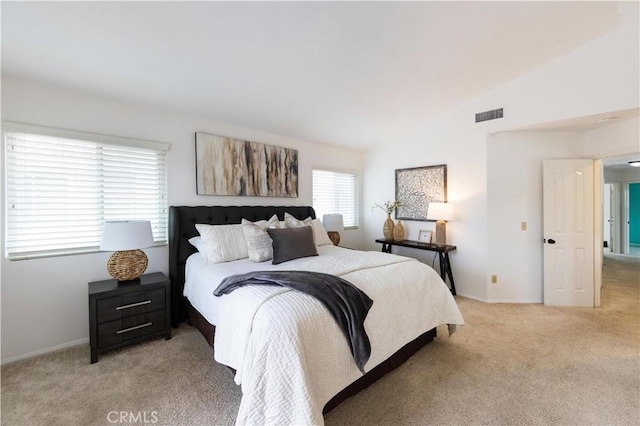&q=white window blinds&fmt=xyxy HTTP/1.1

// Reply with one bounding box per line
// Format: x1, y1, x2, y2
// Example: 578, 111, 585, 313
4, 124, 168, 260
312, 169, 359, 228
